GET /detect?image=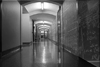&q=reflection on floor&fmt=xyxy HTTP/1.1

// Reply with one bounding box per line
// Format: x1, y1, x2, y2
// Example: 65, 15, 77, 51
1, 39, 97, 67
1, 39, 58, 67
32, 39, 58, 67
